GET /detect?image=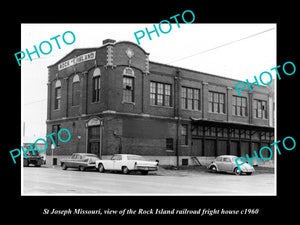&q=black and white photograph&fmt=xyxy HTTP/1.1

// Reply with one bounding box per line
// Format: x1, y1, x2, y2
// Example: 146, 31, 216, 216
20, 23, 276, 195
4, 5, 298, 220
